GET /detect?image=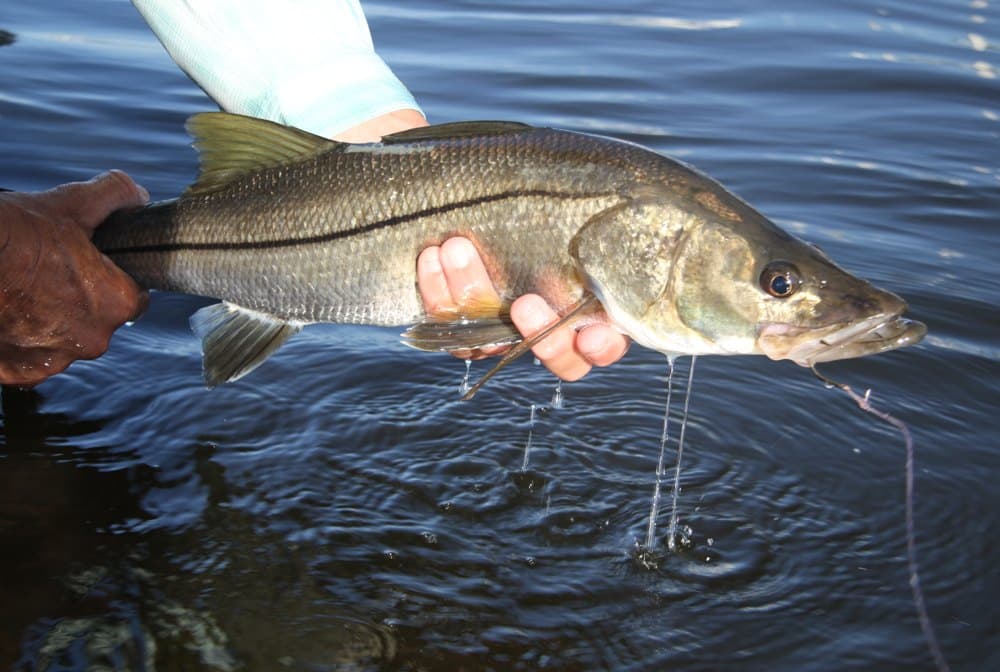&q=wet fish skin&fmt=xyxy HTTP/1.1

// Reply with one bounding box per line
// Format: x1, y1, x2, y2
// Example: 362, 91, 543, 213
96, 119, 633, 325
93, 113, 925, 385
